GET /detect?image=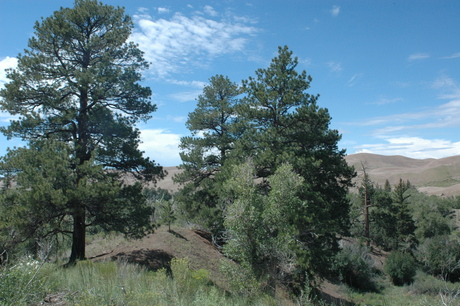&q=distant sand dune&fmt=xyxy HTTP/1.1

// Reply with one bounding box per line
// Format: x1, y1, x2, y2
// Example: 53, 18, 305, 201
345, 153, 460, 196
128, 154, 460, 197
